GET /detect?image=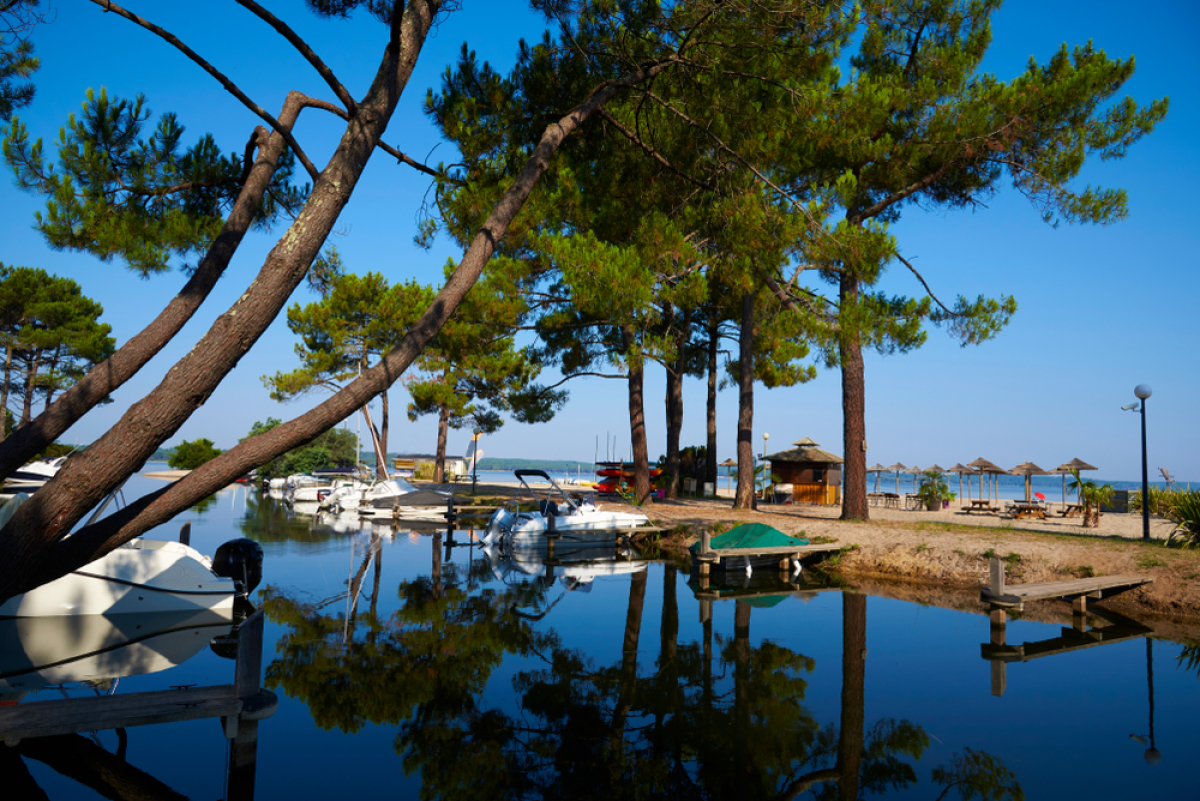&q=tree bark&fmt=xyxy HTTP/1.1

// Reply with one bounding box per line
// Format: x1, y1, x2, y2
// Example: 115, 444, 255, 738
706, 316, 719, 491
663, 309, 685, 500
839, 273, 869, 521
434, 404, 450, 483
622, 325, 653, 505
379, 389, 389, 477
0, 13, 676, 602
733, 292, 756, 509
